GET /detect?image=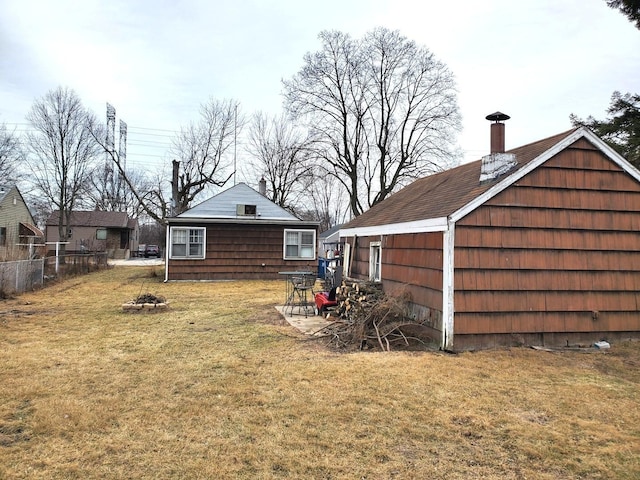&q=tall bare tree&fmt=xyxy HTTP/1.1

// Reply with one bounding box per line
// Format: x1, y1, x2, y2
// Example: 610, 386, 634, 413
245, 112, 315, 210
284, 28, 461, 218
170, 98, 242, 214
284, 30, 368, 217
25, 87, 101, 251
0, 123, 23, 183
